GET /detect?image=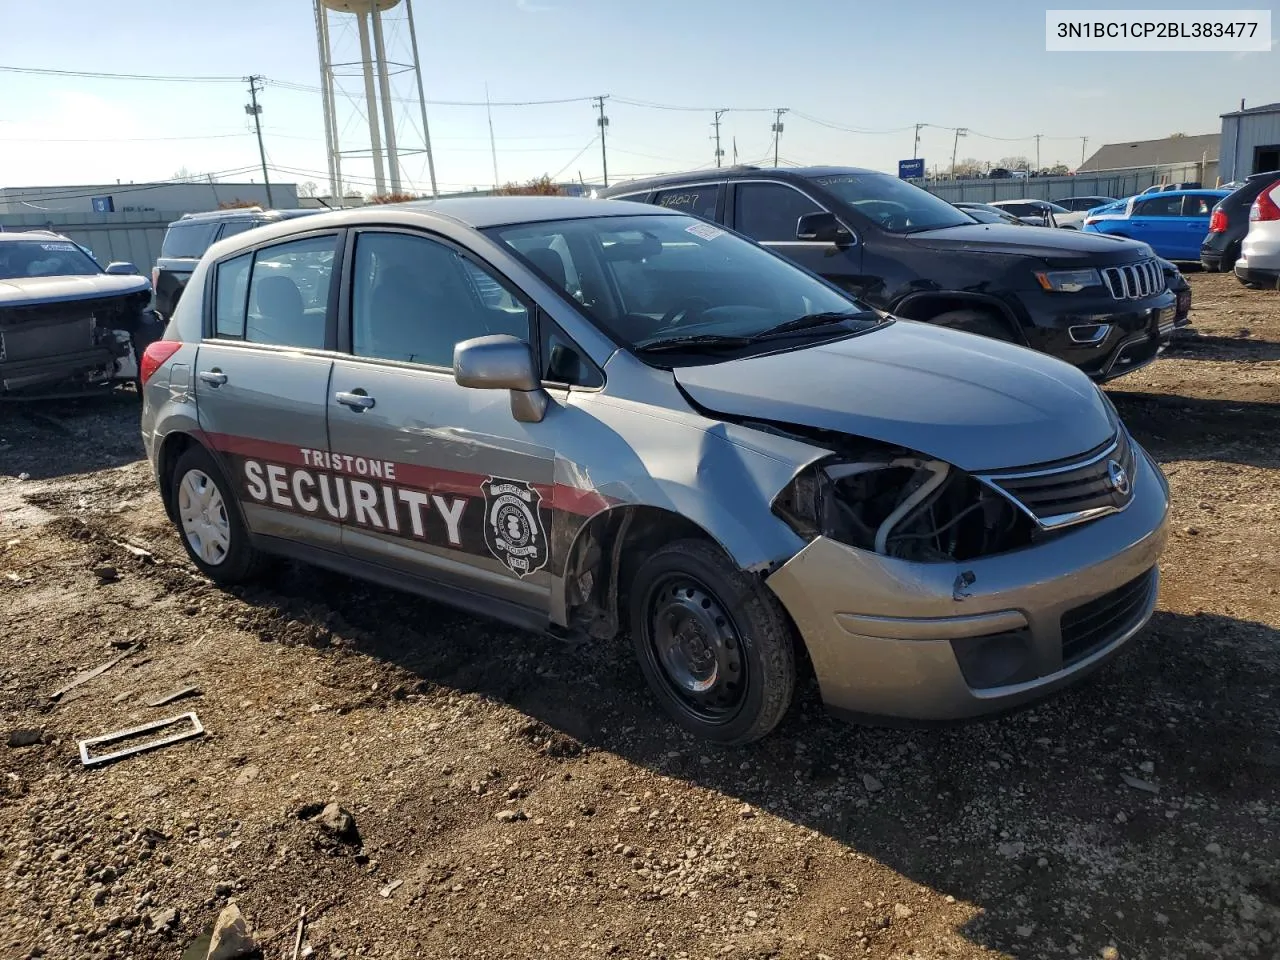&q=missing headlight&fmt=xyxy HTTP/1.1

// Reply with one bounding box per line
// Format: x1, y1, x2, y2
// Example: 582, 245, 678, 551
773, 454, 1038, 563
